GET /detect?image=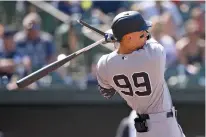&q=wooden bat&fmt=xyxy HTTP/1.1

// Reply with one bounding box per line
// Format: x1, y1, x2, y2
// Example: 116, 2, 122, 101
16, 38, 105, 88
77, 19, 116, 43
77, 20, 106, 36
